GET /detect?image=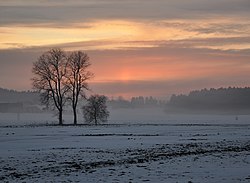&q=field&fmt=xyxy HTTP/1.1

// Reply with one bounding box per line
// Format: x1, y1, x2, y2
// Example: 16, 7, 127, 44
1, 114, 250, 183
